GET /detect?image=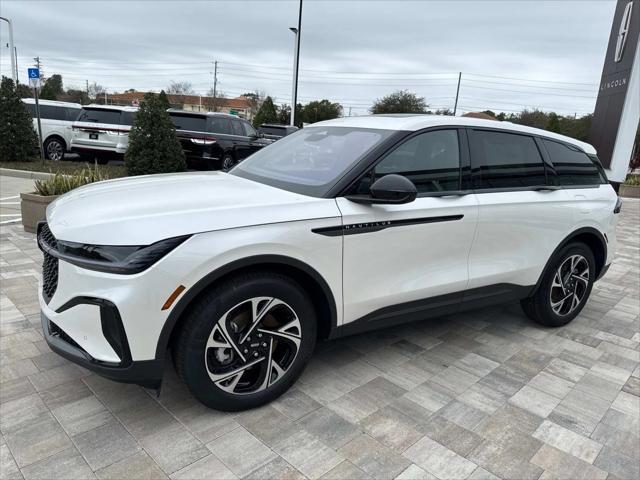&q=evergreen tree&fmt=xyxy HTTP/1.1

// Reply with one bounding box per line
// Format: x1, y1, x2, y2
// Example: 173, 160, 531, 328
0, 76, 38, 161
301, 99, 342, 124
40, 74, 64, 100
252, 96, 278, 127
125, 91, 186, 176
